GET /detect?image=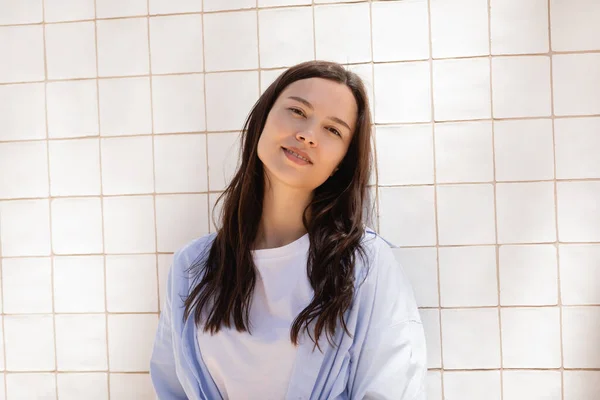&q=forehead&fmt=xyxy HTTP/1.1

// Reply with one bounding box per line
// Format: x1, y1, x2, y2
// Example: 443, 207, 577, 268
278, 78, 358, 126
